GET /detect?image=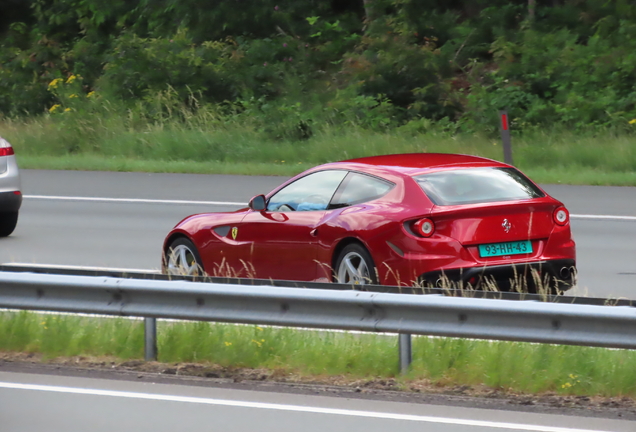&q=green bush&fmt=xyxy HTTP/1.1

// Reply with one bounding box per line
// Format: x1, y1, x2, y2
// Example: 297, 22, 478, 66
100, 30, 240, 104
341, 29, 458, 122
462, 21, 636, 131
